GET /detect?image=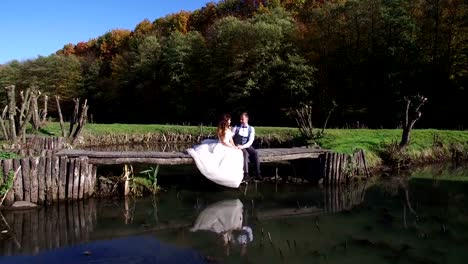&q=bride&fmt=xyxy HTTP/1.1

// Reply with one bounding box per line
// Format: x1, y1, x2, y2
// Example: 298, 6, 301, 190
187, 114, 244, 188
